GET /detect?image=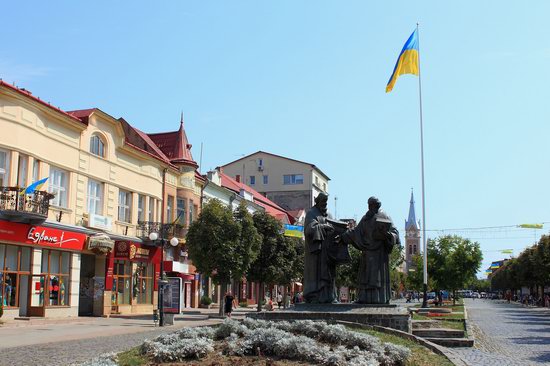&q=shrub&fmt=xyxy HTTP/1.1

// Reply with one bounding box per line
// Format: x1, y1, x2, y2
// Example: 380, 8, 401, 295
72, 353, 118, 366
239, 301, 249, 308
200, 295, 213, 306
